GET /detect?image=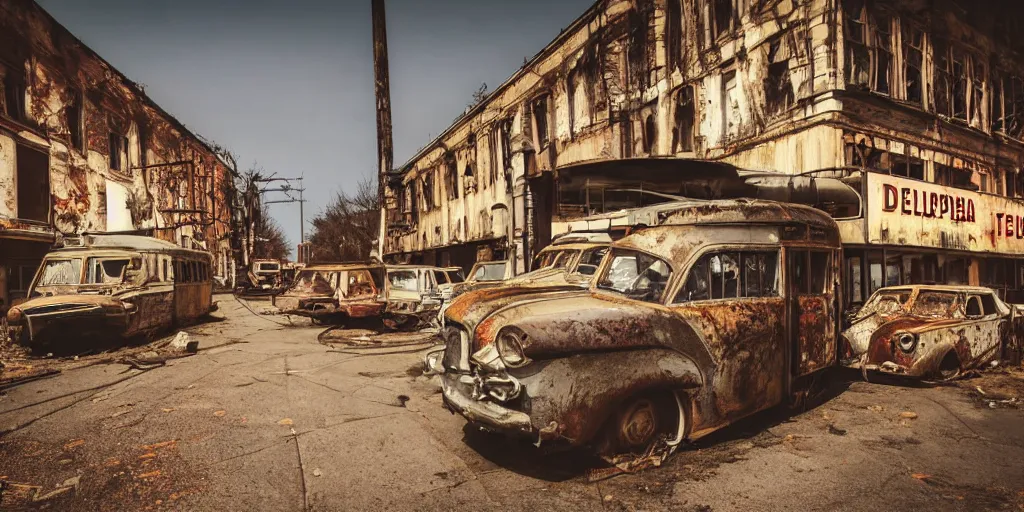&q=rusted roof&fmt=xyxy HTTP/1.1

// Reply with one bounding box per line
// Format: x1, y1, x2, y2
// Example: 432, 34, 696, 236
873, 284, 998, 294
56, 234, 208, 256
652, 199, 837, 228
301, 262, 383, 271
